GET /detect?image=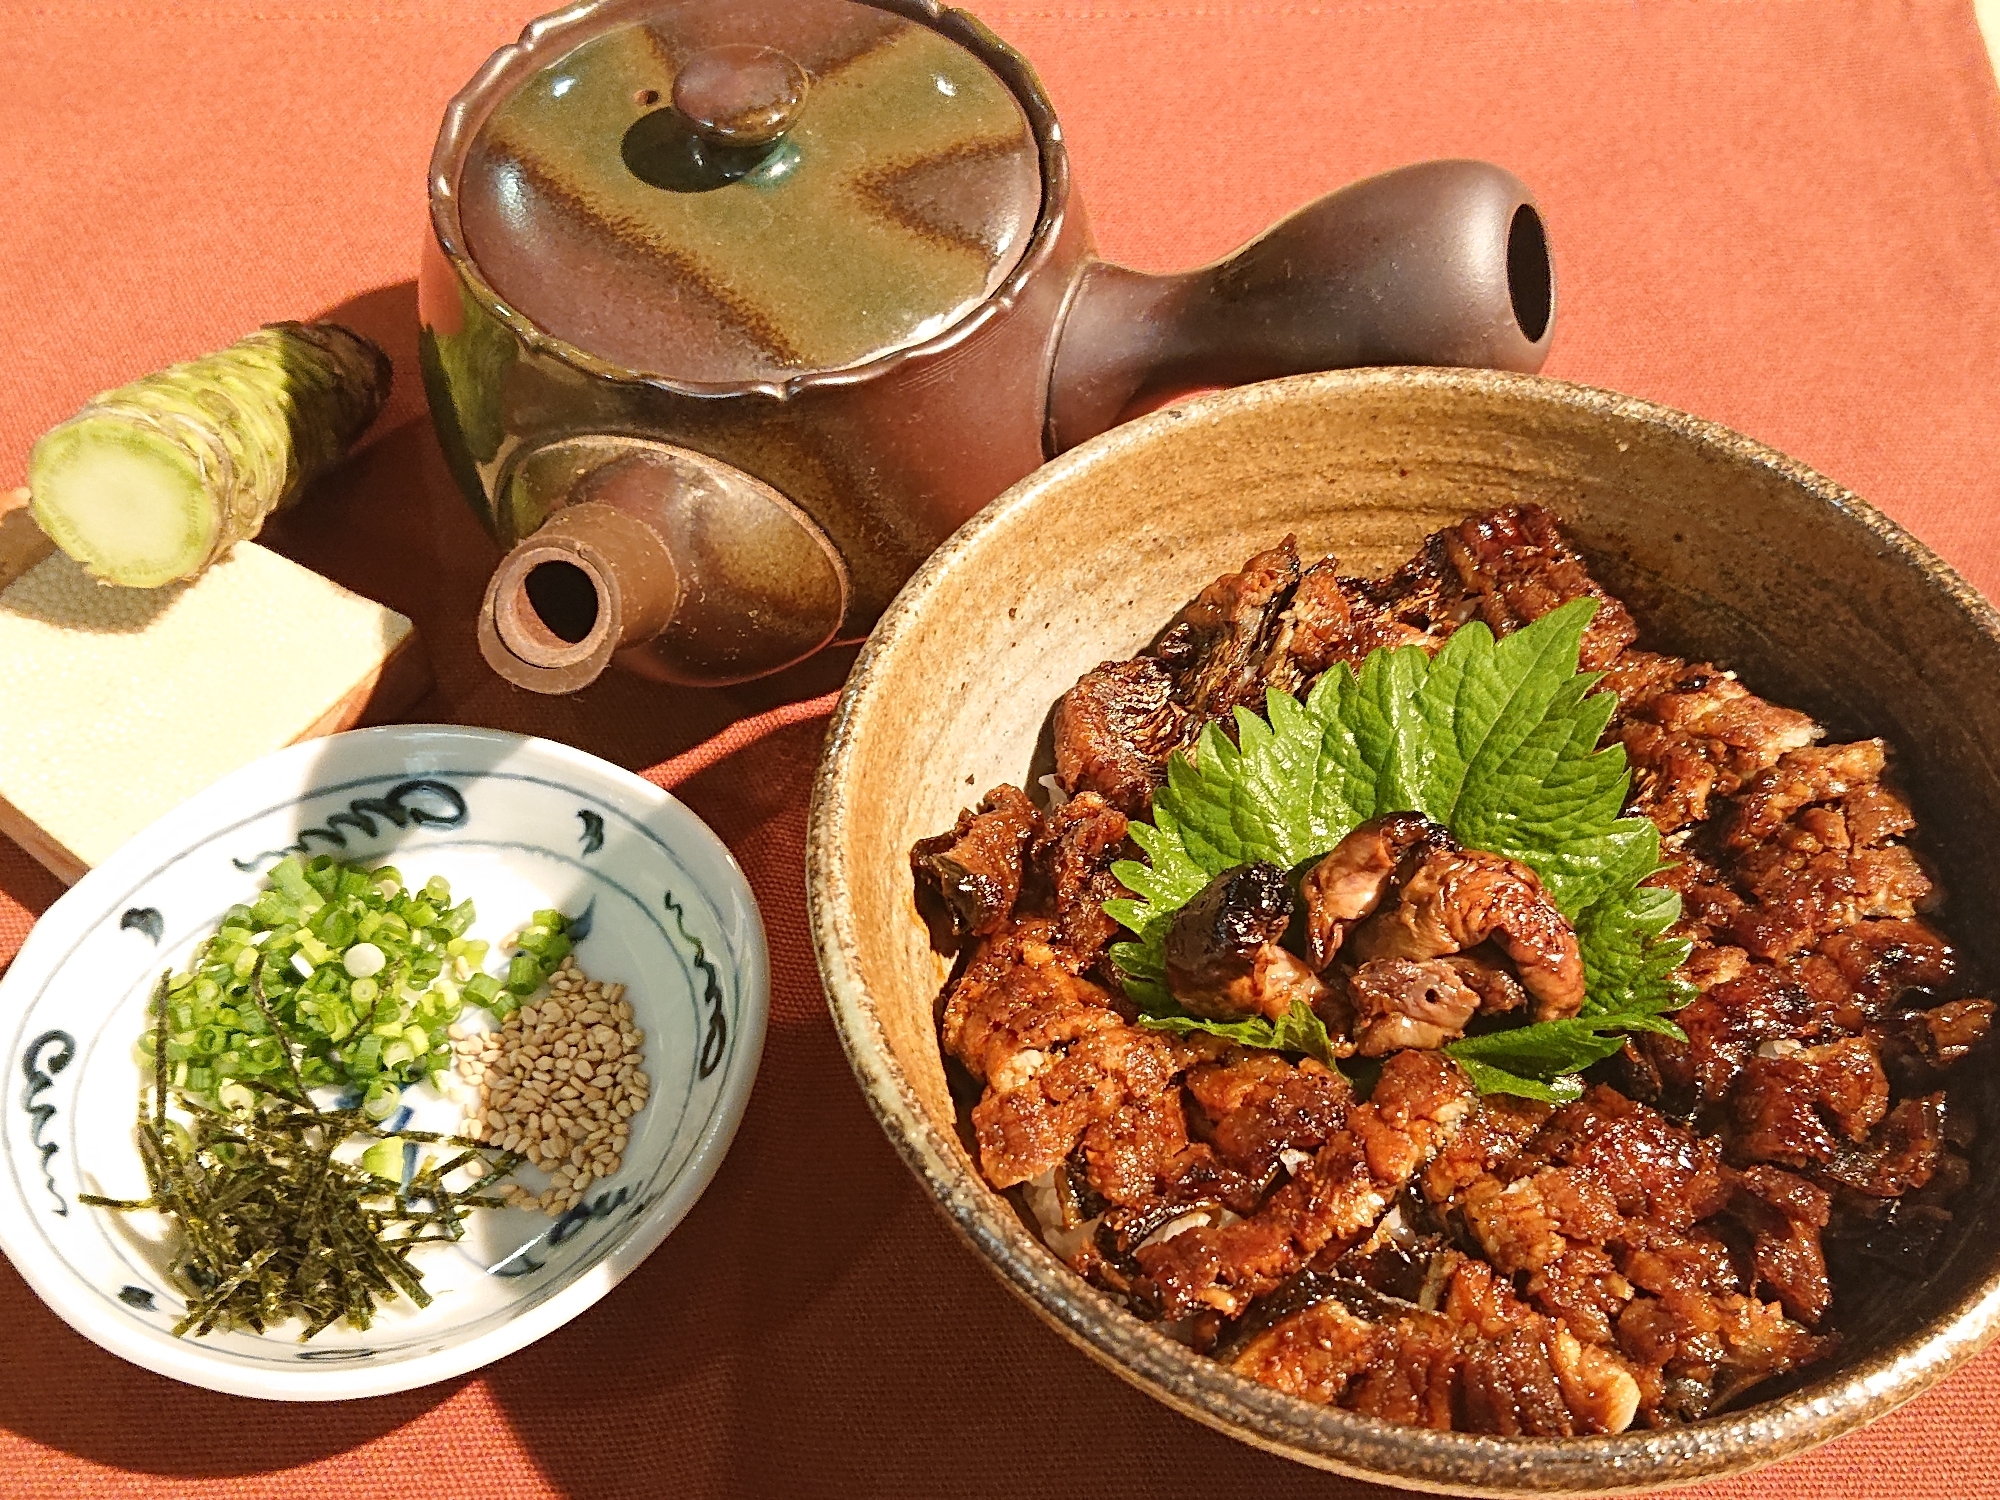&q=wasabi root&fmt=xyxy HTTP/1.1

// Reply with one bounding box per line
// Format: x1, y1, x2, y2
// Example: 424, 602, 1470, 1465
27, 322, 390, 588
